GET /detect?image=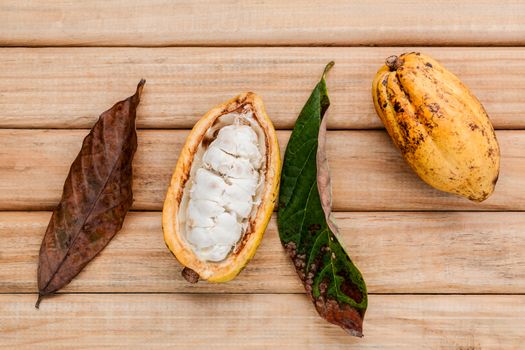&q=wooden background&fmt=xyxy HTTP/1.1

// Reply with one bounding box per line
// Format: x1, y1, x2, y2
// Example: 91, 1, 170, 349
1, 1, 525, 348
